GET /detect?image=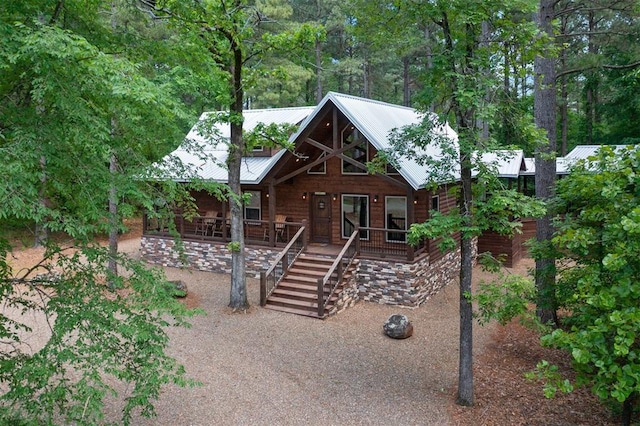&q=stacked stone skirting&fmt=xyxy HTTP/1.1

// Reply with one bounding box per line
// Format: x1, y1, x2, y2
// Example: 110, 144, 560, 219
357, 249, 460, 307
141, 236, 470, 311
326, 259, 360, 317
140, 236, 279, 278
